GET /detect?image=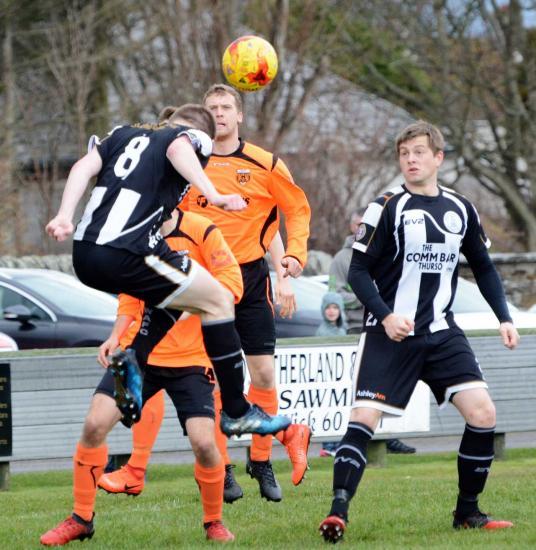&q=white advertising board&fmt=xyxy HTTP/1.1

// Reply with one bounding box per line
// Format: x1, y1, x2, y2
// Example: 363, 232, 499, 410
258, 343, 430, 438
